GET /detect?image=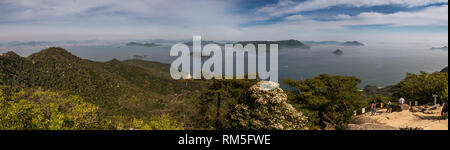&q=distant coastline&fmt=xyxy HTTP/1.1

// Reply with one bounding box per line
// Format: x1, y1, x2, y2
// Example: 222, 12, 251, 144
126, 42, 160, 47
